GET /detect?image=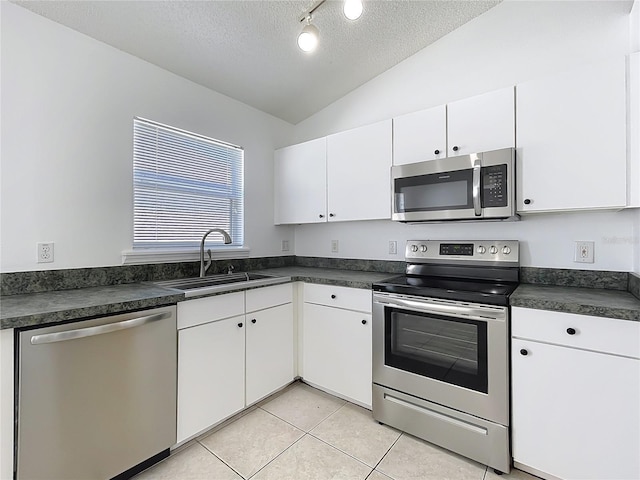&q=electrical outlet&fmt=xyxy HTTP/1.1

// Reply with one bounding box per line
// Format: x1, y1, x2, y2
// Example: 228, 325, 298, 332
574, 241, 594, 263
389, 240, 398, 255
37, 242, 54, 263
281, 240, 290, 252
331, 239, 339, 253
